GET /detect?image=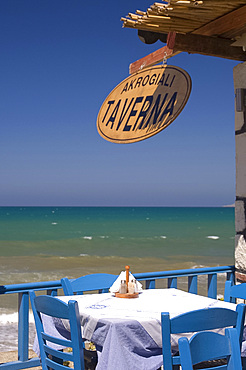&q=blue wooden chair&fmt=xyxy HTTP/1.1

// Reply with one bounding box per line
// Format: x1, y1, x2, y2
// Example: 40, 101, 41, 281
61, 273, 117, 295
224, 281, 246, 303
161, 304, 246, 370
178, 328, 242, 370
30, 291, 85, 370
